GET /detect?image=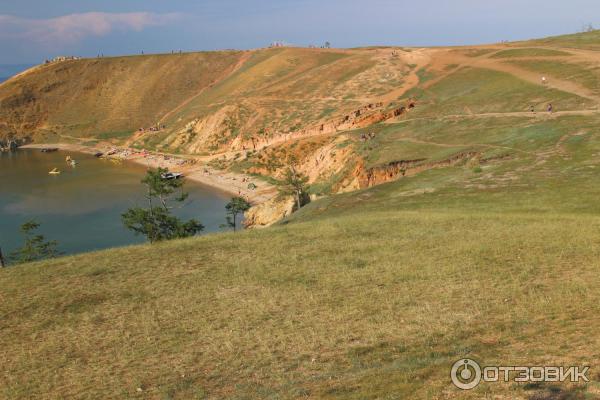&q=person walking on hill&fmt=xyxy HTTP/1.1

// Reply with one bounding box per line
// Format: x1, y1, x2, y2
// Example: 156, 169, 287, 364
547, 103, 553, 114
